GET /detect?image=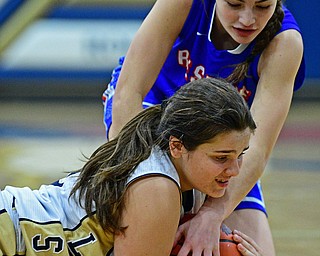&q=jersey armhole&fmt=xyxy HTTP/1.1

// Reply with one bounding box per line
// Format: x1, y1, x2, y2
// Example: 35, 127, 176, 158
126, 173, 182, 206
